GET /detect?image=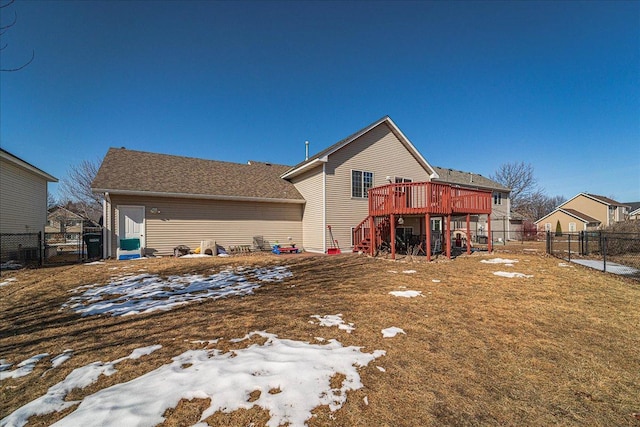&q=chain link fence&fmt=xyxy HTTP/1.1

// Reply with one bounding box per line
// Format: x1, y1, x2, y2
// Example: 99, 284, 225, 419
546, 231, 640, 280
45, 227, 103, 265
0, 232, 42, 269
